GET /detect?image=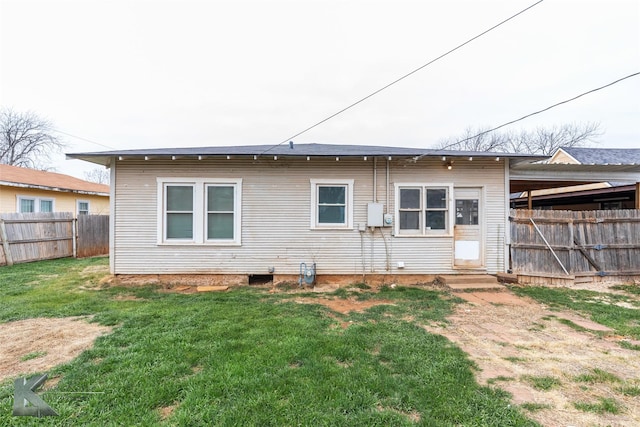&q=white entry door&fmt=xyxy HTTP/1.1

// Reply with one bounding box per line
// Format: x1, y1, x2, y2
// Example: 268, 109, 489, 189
454, 188, 483, 268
